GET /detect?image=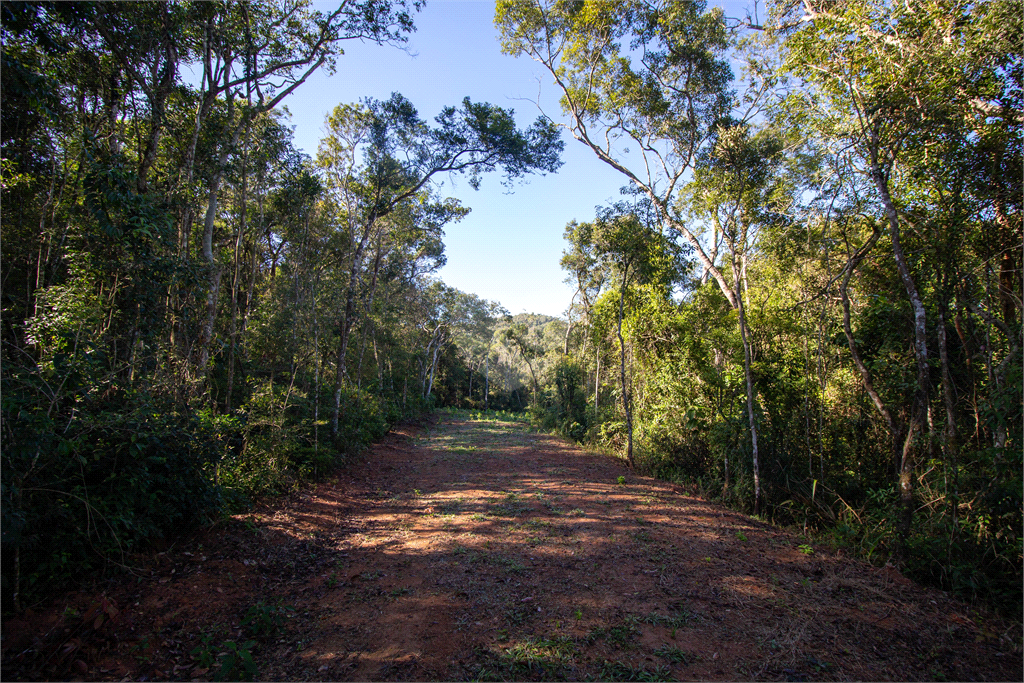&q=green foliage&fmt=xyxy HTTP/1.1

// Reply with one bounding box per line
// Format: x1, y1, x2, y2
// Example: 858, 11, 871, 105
190, 631, 219, 669
531, 356, 590, 441
242, 600, 294, 638
528, 0, 1021, 618
212, 640, 258, 682
653, 644, 699, 665
1, 386, 222, 604
598, 659, 673, 681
